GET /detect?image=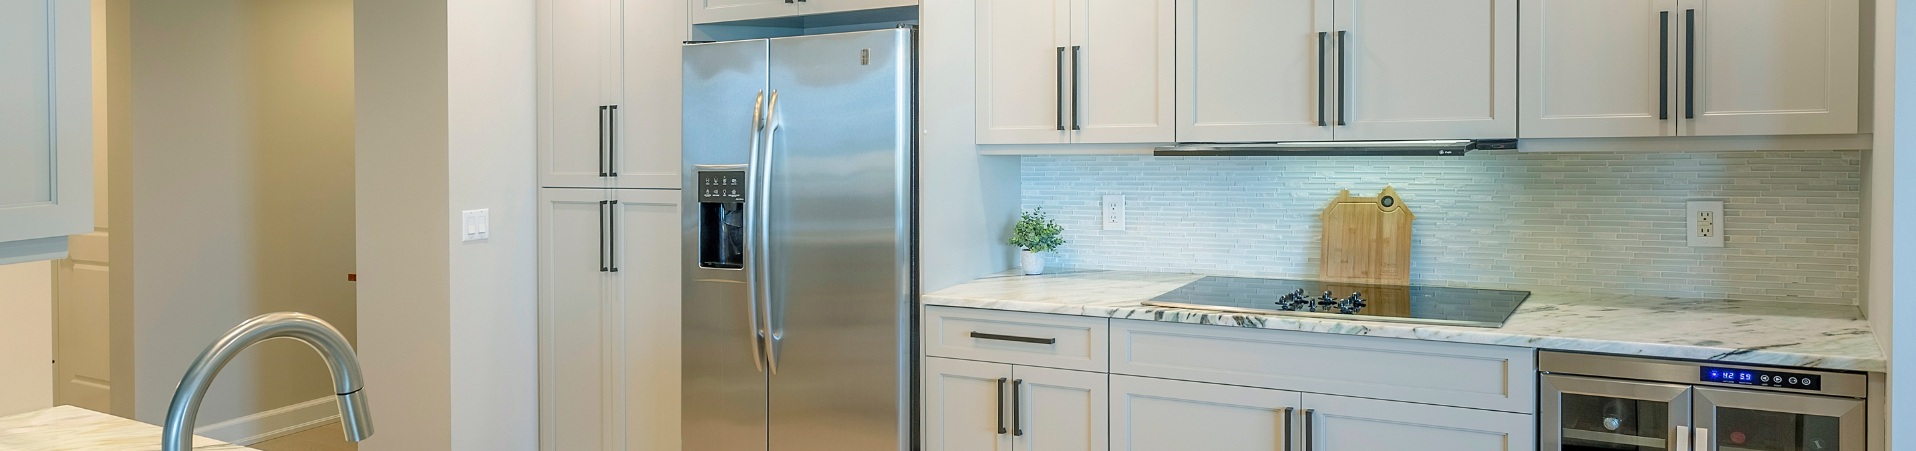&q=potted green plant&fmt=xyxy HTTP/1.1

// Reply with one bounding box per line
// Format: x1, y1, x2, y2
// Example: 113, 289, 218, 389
1008, 208, 1066, 275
